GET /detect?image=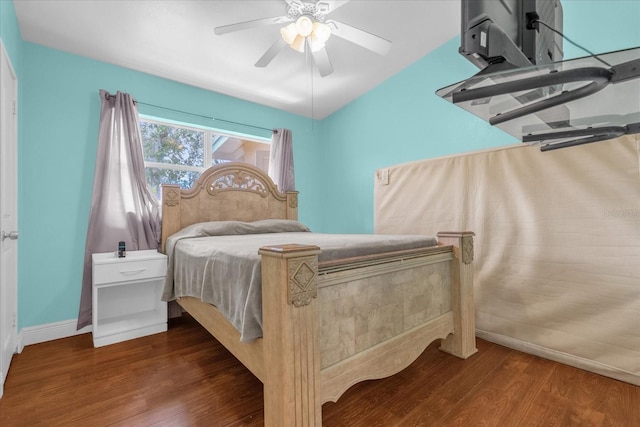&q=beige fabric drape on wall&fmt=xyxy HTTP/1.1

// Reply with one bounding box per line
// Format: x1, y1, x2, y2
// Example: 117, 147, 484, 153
375, 135, 640, 385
